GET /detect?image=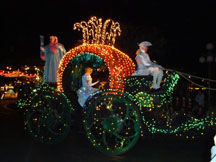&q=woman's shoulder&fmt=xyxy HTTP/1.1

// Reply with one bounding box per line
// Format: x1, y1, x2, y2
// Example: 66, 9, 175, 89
83, 74, 91, 78
58, 43, 64, 47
